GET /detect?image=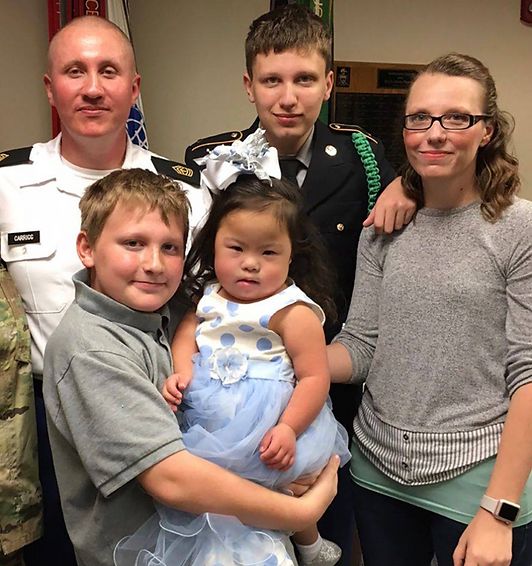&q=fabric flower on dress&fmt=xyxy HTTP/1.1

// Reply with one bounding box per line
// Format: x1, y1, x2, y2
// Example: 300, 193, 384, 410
212, 347, 249, 386
195, 128, 281, 192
